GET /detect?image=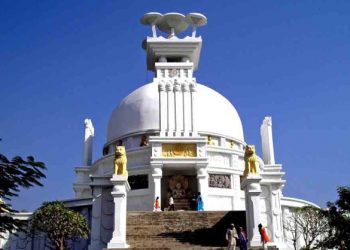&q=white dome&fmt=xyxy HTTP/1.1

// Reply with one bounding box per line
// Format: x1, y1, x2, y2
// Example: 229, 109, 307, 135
107, 83, 244, 143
